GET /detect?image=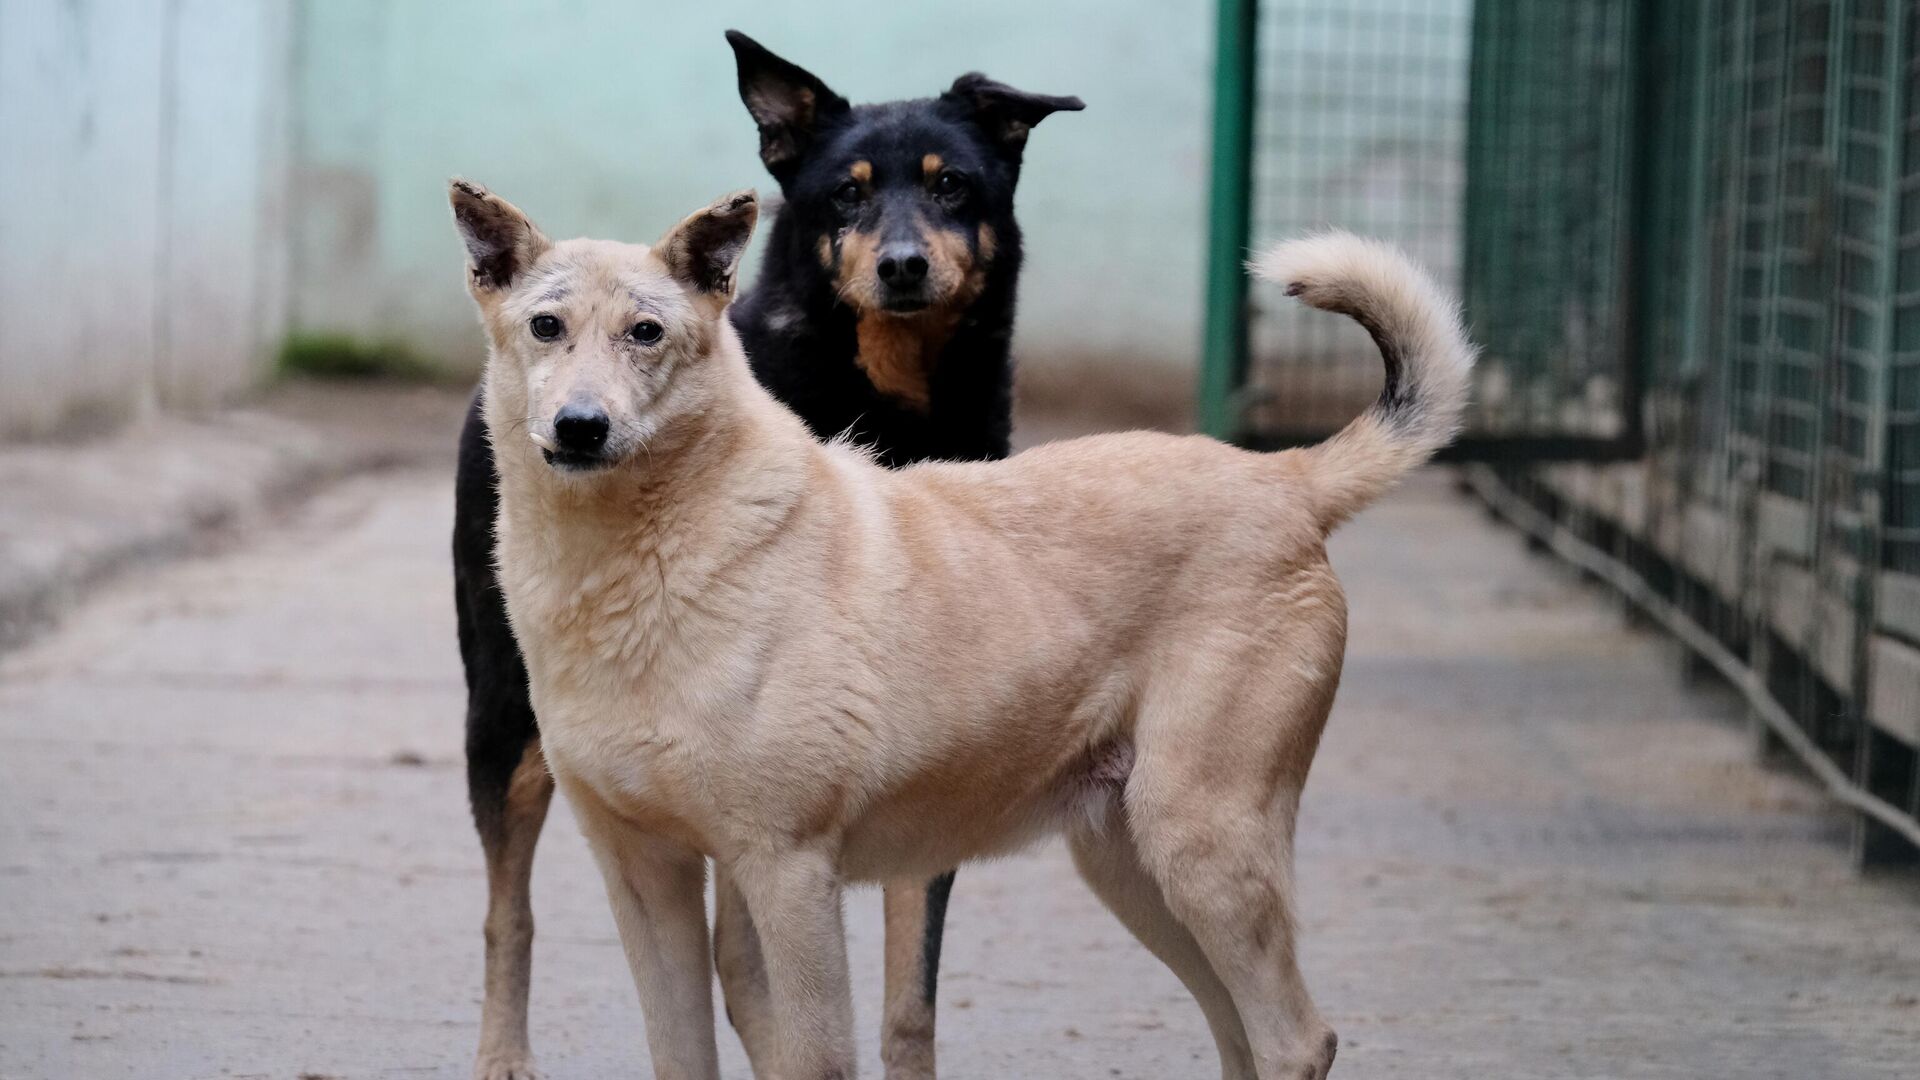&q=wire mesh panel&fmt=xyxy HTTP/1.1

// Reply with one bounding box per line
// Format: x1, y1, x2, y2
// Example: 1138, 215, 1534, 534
1890, 4, 1920, 576
1463, 0, 1920, 860
1462, 1, 1636, 442
1238, 0, 1473, 439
